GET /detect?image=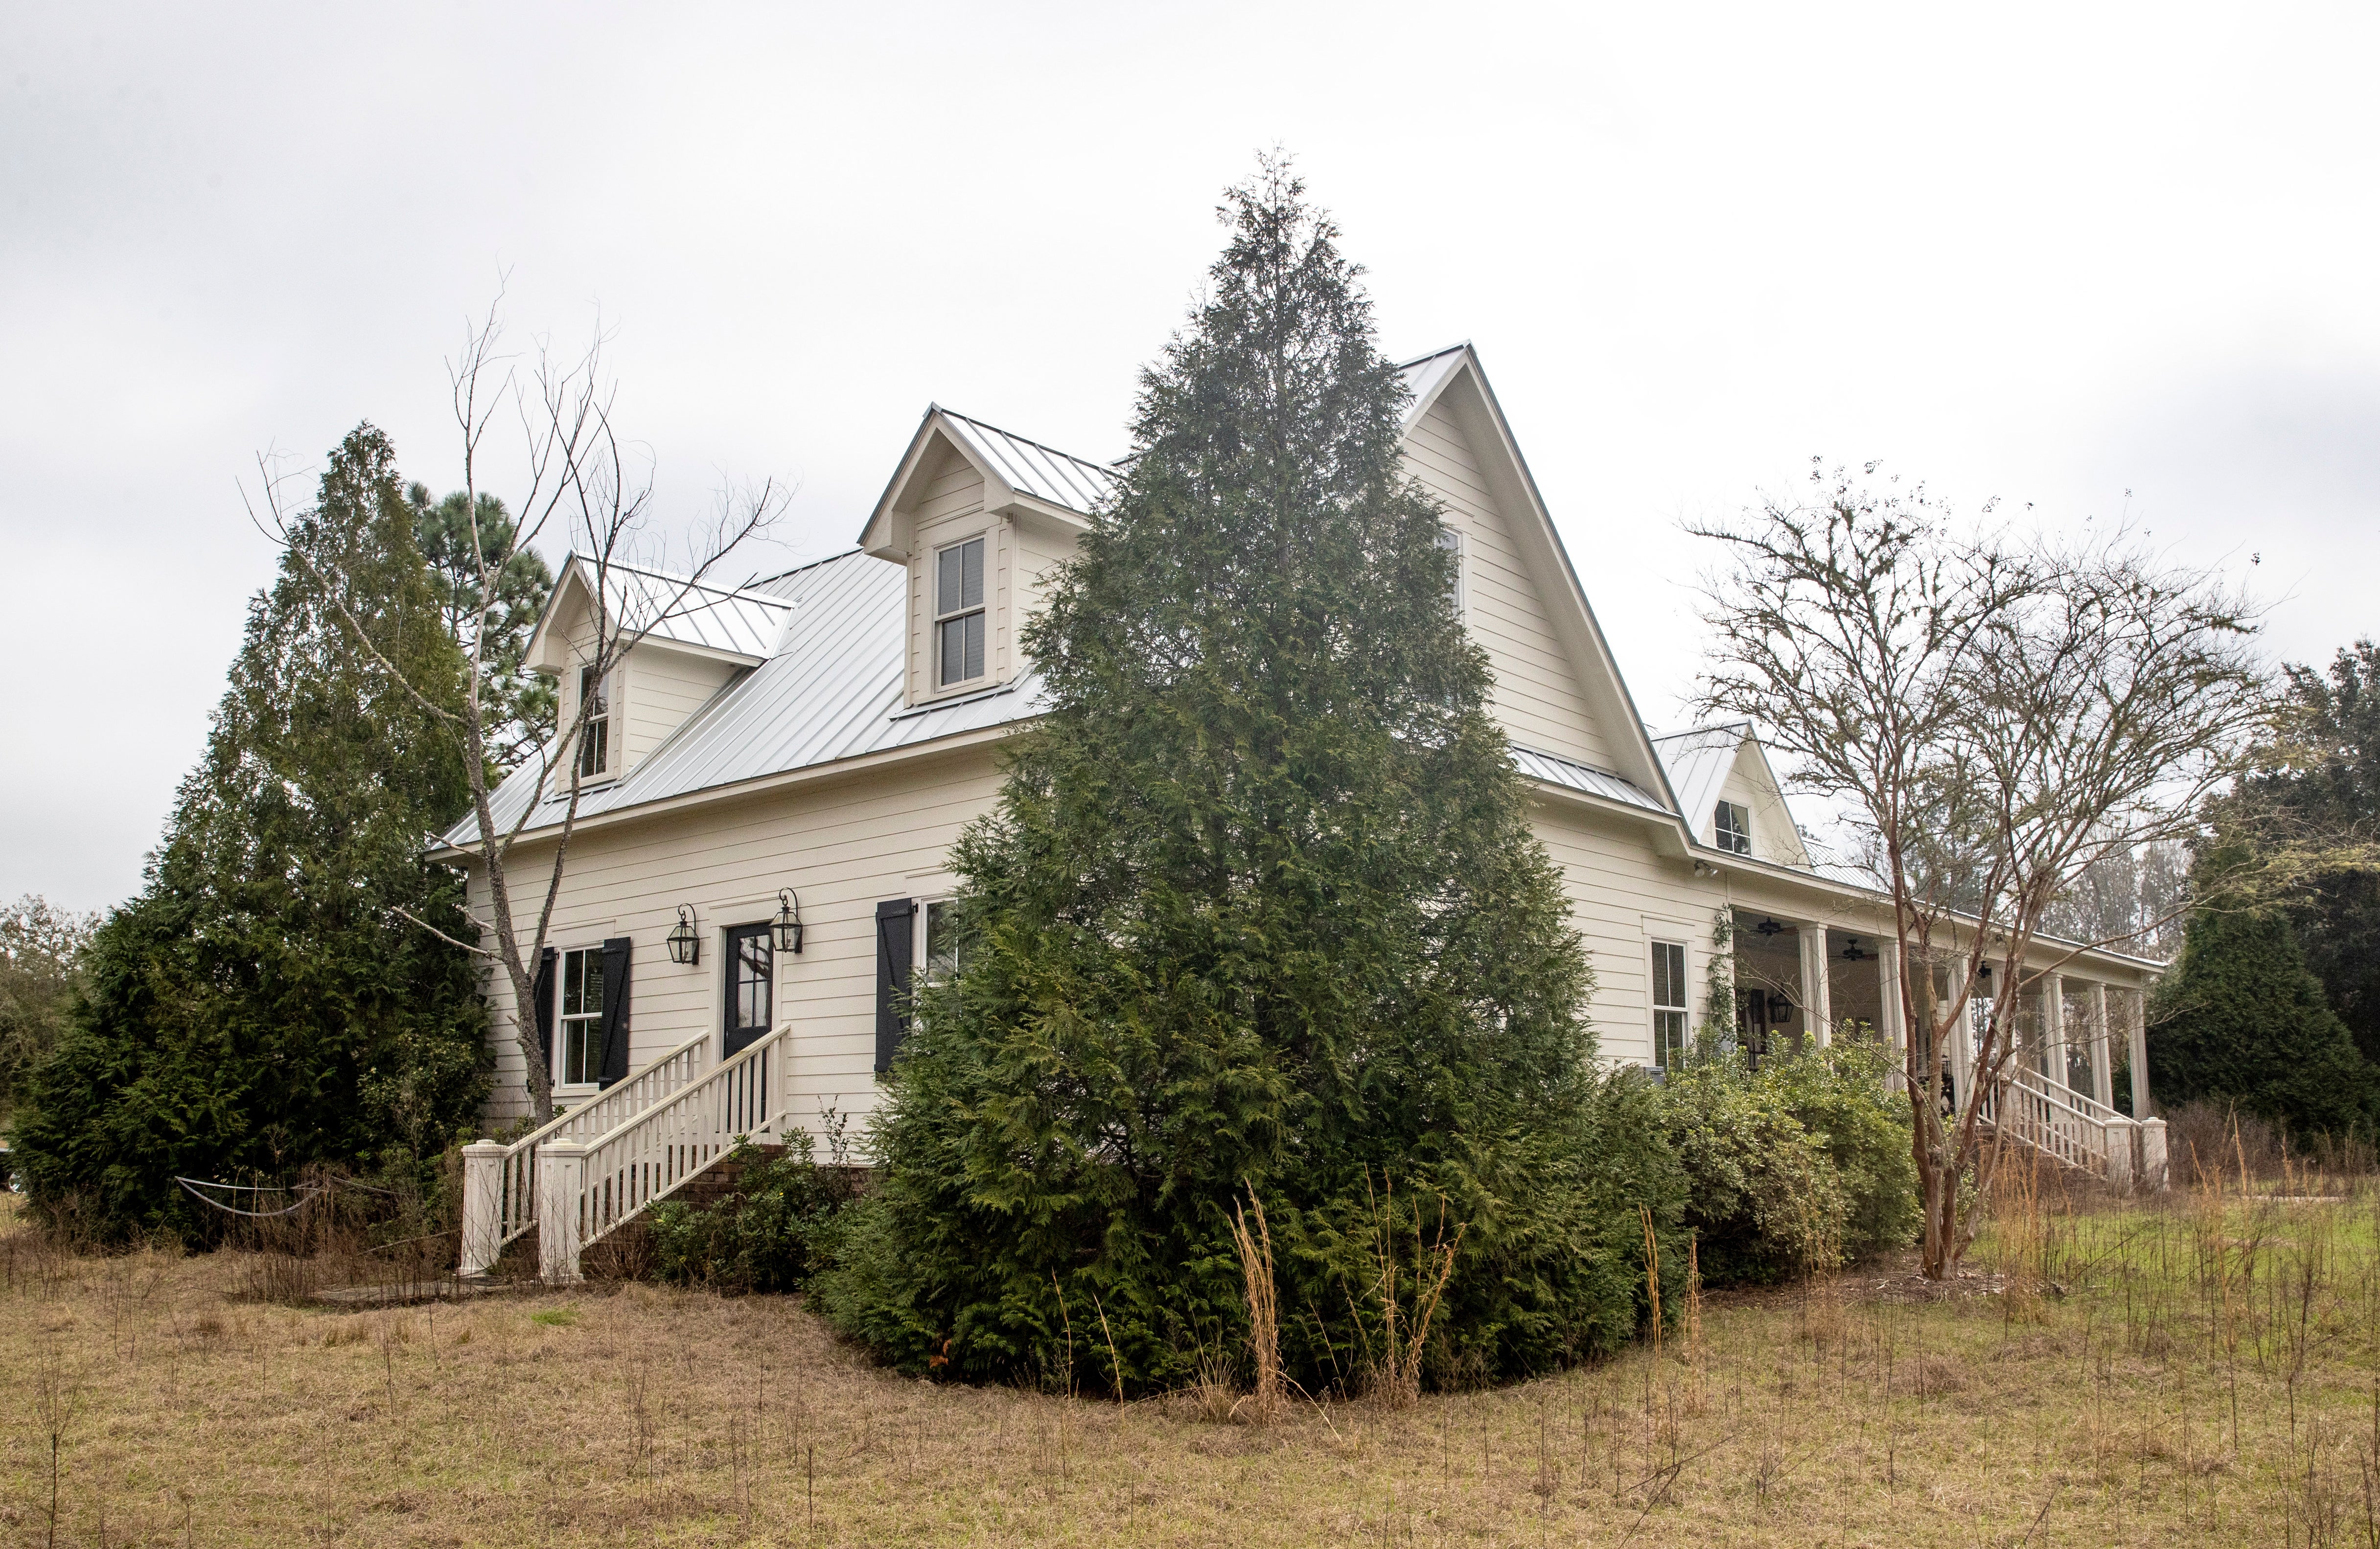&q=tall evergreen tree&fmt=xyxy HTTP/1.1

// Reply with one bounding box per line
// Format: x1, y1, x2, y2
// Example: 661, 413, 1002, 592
16, 426, 488, 1239
2256, 641, 2380, 1064
2149, 895, 2378, 1137
819, 164, 1683, 1392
